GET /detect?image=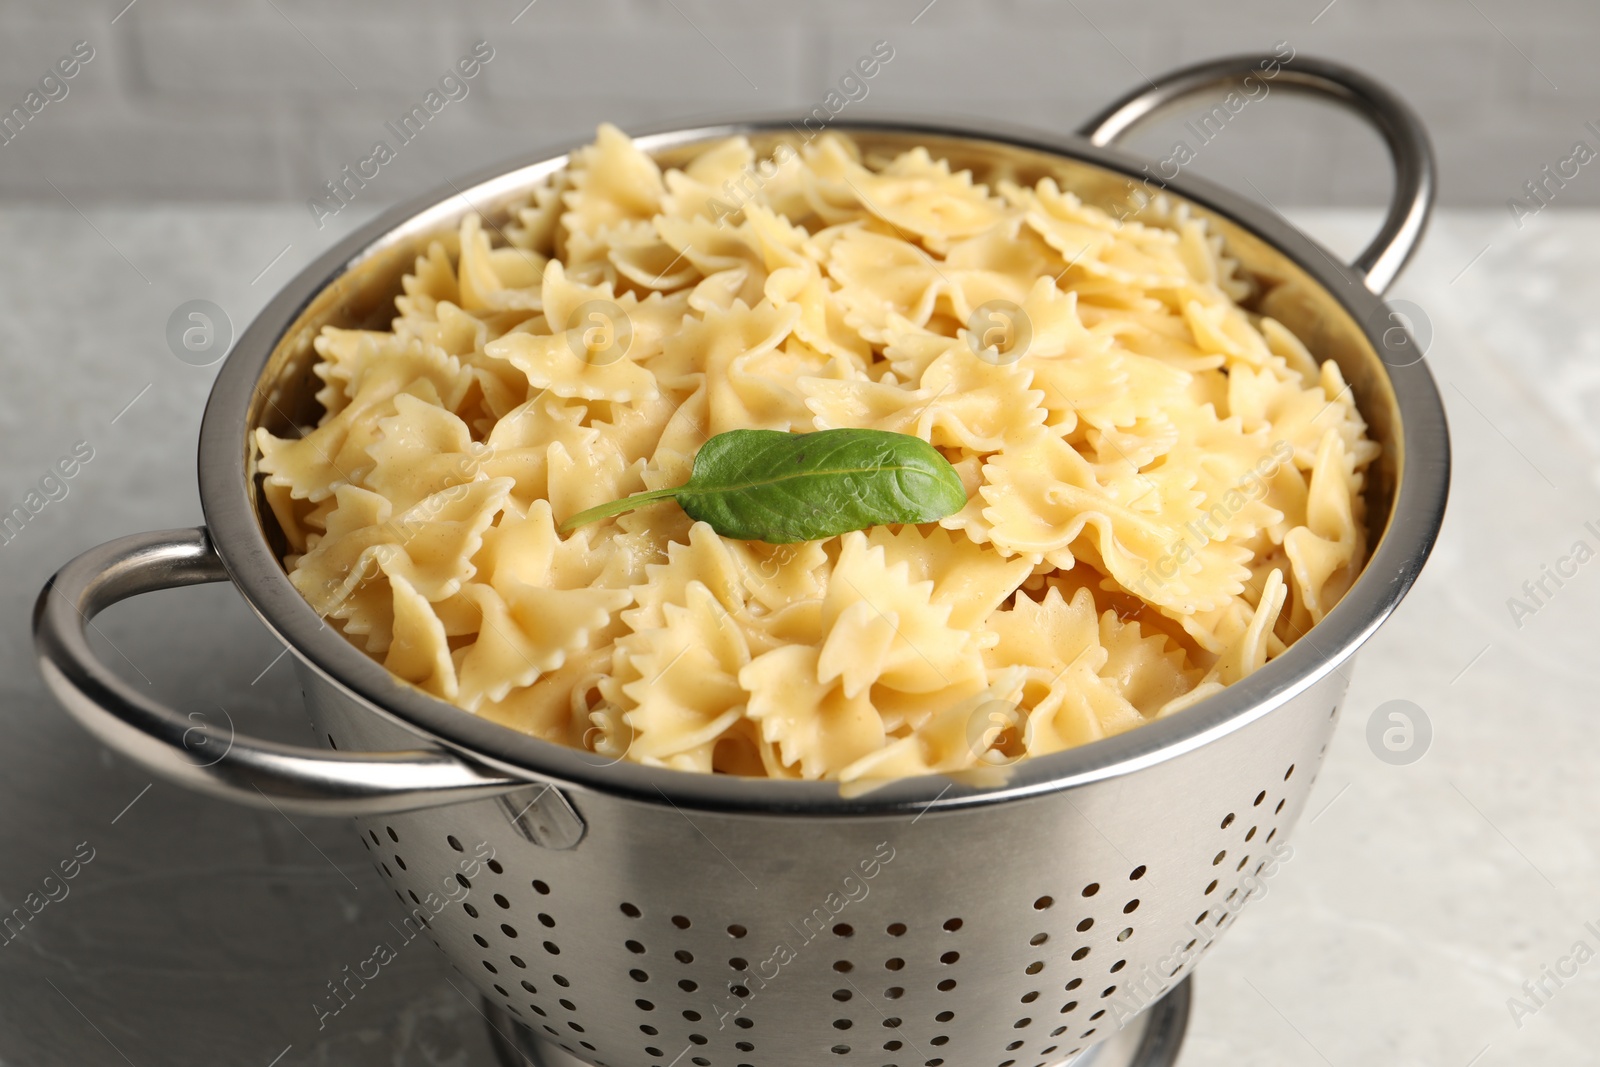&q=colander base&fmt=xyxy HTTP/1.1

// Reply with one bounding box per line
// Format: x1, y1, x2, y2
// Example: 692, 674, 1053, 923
483, 977, 1191, 1067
